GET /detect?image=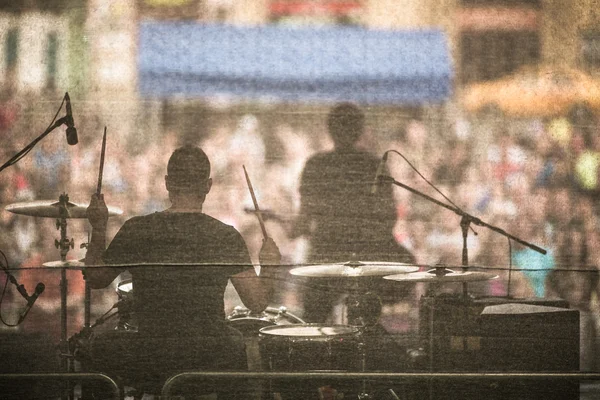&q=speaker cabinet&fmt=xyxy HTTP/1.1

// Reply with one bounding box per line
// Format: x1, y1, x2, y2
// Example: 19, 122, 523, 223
414, 297, 580, 400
